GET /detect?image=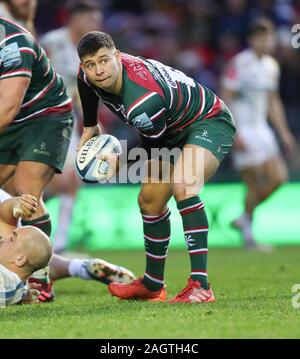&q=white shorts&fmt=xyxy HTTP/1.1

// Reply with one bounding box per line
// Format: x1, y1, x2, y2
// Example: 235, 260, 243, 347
232, 124, 280, 170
